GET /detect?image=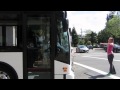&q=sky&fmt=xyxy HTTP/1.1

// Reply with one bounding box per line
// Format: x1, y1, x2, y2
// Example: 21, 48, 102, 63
67, 11, 110, 35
